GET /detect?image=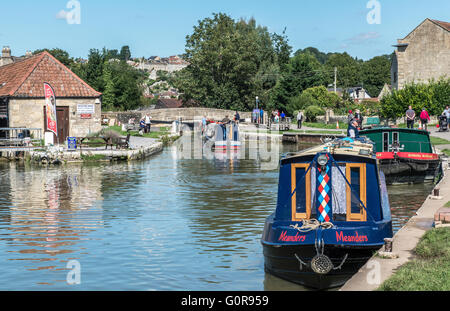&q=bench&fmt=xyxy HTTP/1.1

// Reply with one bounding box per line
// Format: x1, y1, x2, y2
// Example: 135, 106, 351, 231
364, 117, 381, 129
115, 134, 131, 150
